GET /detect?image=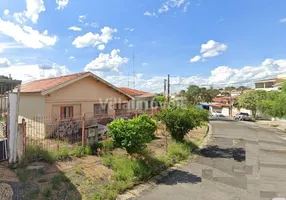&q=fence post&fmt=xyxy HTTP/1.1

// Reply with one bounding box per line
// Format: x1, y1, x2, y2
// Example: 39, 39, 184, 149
82, 113, 86, 146
113, 109, 116, 120
22, 118, 26, 154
